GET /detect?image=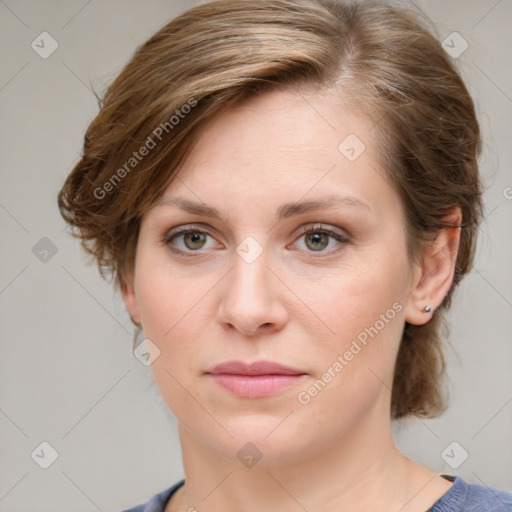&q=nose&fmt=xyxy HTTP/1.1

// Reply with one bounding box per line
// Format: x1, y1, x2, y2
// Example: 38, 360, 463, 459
216, 250, 289, 337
